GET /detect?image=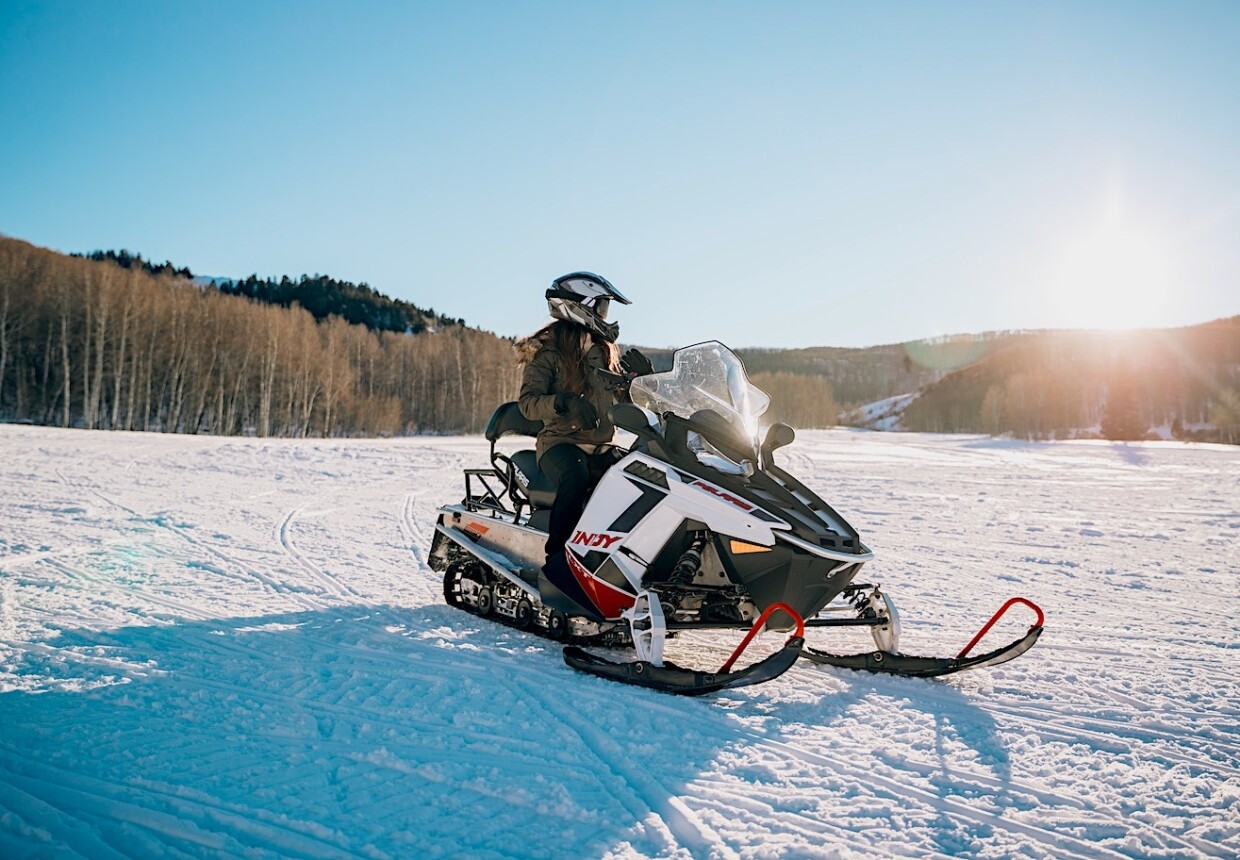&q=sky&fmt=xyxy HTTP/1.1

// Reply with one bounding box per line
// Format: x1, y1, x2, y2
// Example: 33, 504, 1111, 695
1, 1, 1238, 349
